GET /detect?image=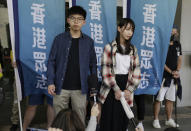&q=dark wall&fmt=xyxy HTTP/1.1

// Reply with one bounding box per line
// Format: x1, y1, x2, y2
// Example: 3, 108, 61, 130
174, 0, 182, 36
